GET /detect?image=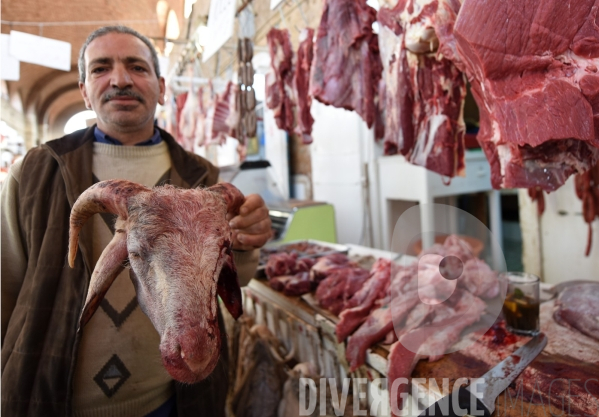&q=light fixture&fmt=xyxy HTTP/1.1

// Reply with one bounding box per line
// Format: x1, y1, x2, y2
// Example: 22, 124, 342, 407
165, 10, 181, 40
156, 0, 170, 35
184, 0, 197, 19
